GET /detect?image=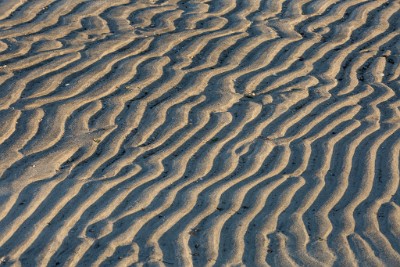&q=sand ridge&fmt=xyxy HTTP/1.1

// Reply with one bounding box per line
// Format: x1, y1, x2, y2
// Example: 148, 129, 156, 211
0, 0, 399, 266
